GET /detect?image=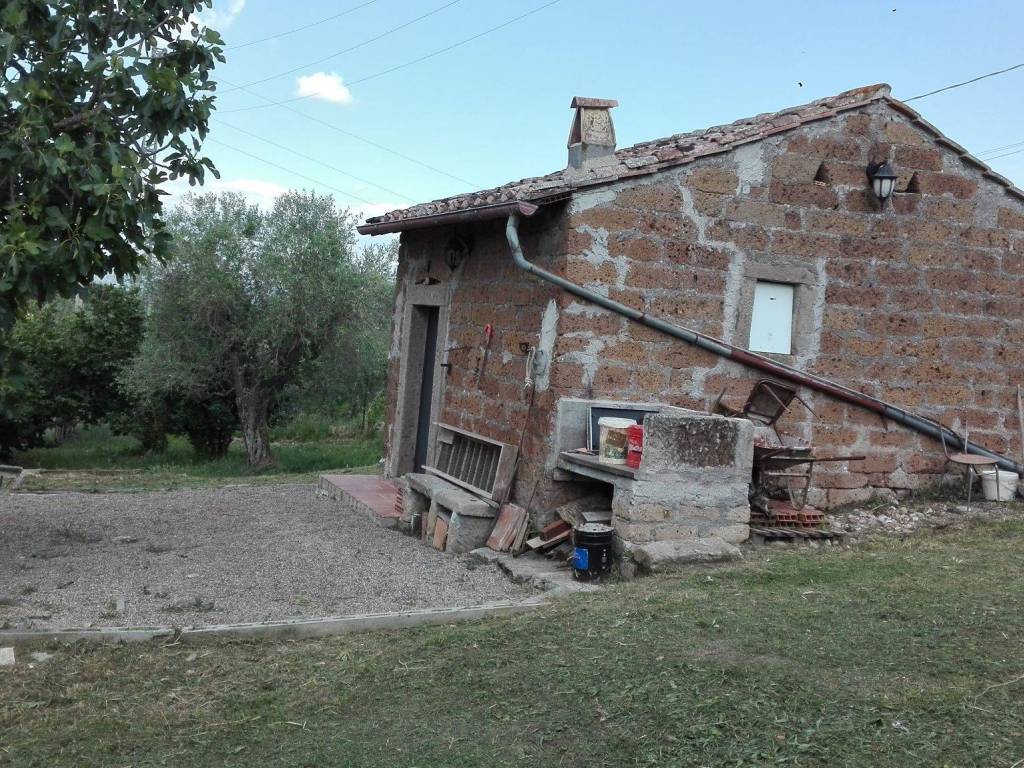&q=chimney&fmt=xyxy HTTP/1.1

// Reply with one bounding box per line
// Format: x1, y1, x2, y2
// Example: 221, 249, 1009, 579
567, 97, 618, 171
